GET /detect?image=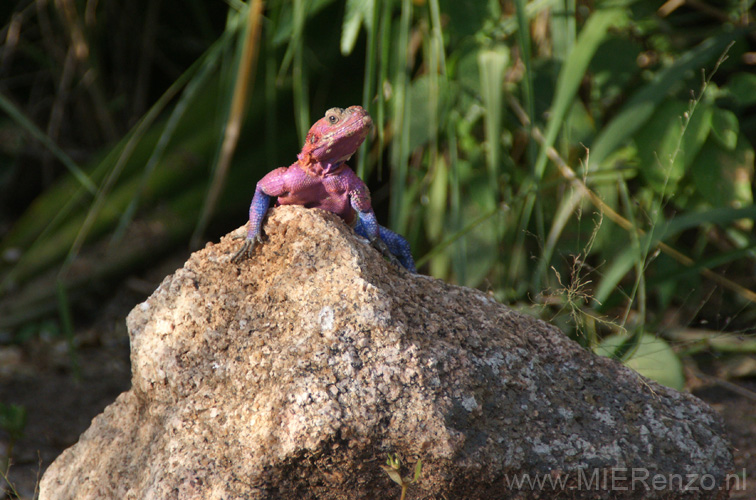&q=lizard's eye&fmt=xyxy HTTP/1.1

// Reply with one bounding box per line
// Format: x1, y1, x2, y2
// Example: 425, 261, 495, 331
328, 115, 338, 124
